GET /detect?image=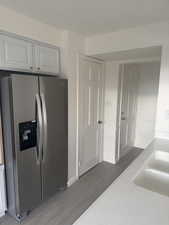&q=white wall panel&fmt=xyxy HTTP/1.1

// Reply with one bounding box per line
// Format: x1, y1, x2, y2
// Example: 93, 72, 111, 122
86, 22, 169, 56
135, 62, 160, 148
156, 46, 169, 139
